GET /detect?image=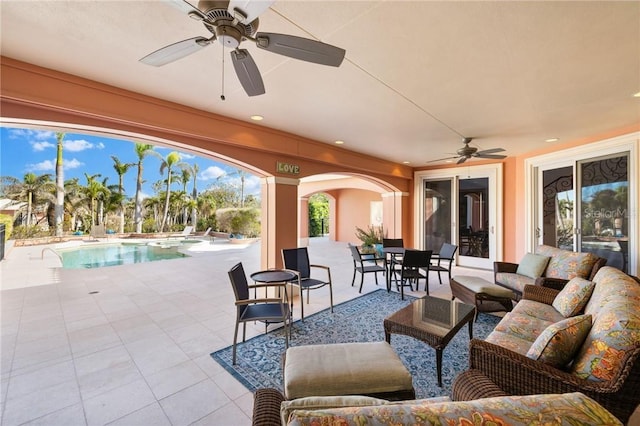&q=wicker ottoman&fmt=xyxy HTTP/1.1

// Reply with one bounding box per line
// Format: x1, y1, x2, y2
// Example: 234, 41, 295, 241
283, 342, 415, 400
450, 276, 514, 320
